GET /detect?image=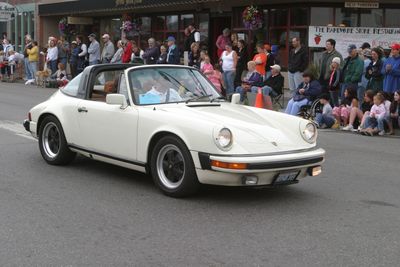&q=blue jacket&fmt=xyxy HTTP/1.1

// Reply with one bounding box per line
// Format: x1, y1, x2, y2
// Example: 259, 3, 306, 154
293, 80, 321, 102
382, 56, 400, 93
167, 45, 180, 65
